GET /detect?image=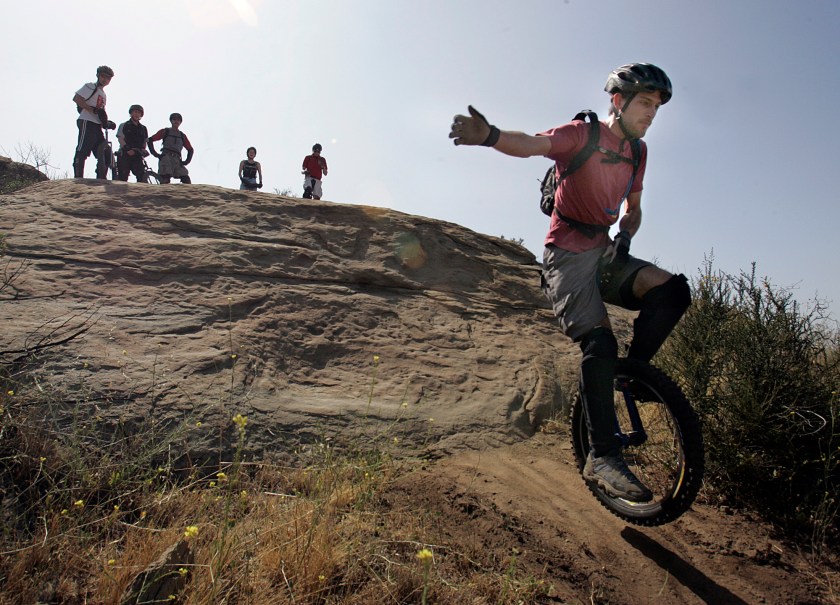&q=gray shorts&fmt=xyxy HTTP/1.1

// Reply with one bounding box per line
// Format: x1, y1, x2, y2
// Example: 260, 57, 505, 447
158, 152, 189, 178
541, 244, 652, 341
